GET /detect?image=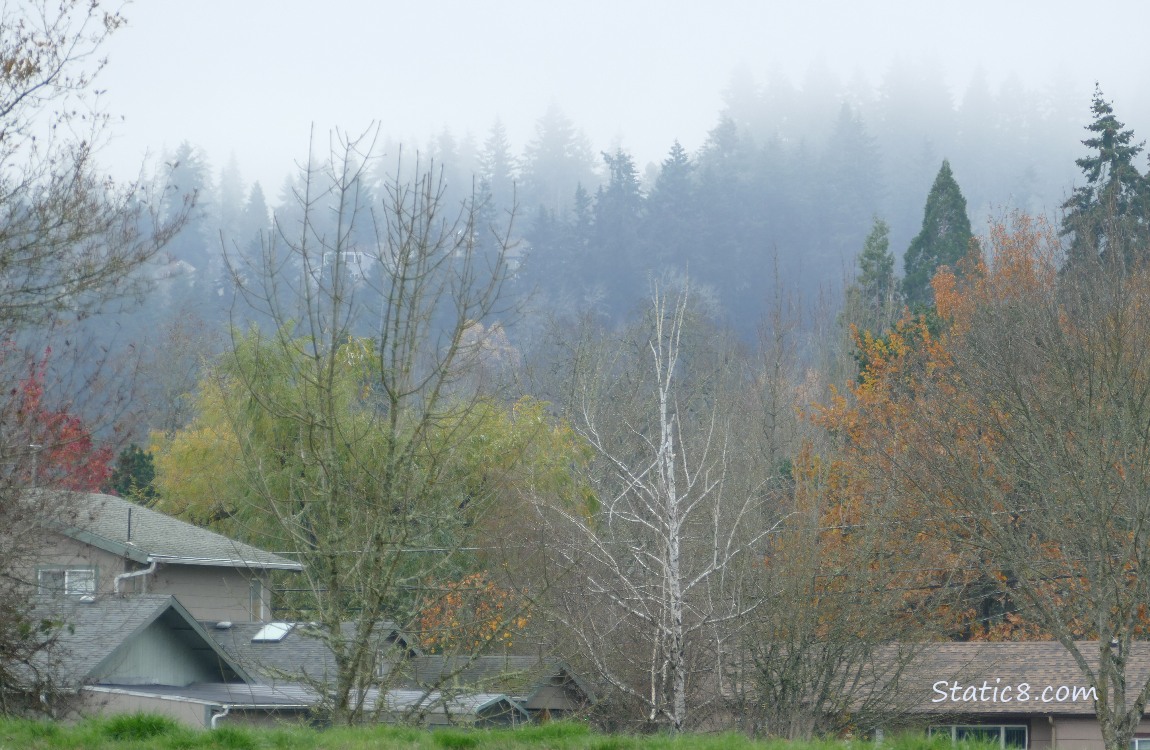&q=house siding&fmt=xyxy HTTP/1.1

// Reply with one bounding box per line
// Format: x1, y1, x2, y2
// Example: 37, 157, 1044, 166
81, 691, 210, 728
1029, 718, 1053, 750
32, 532, 271, 623
31, 533, 131, 593
925, 715, 1150, 749
90, 618, 227, 686
1048, 717, 1150, 750
149, 565, 268, 623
